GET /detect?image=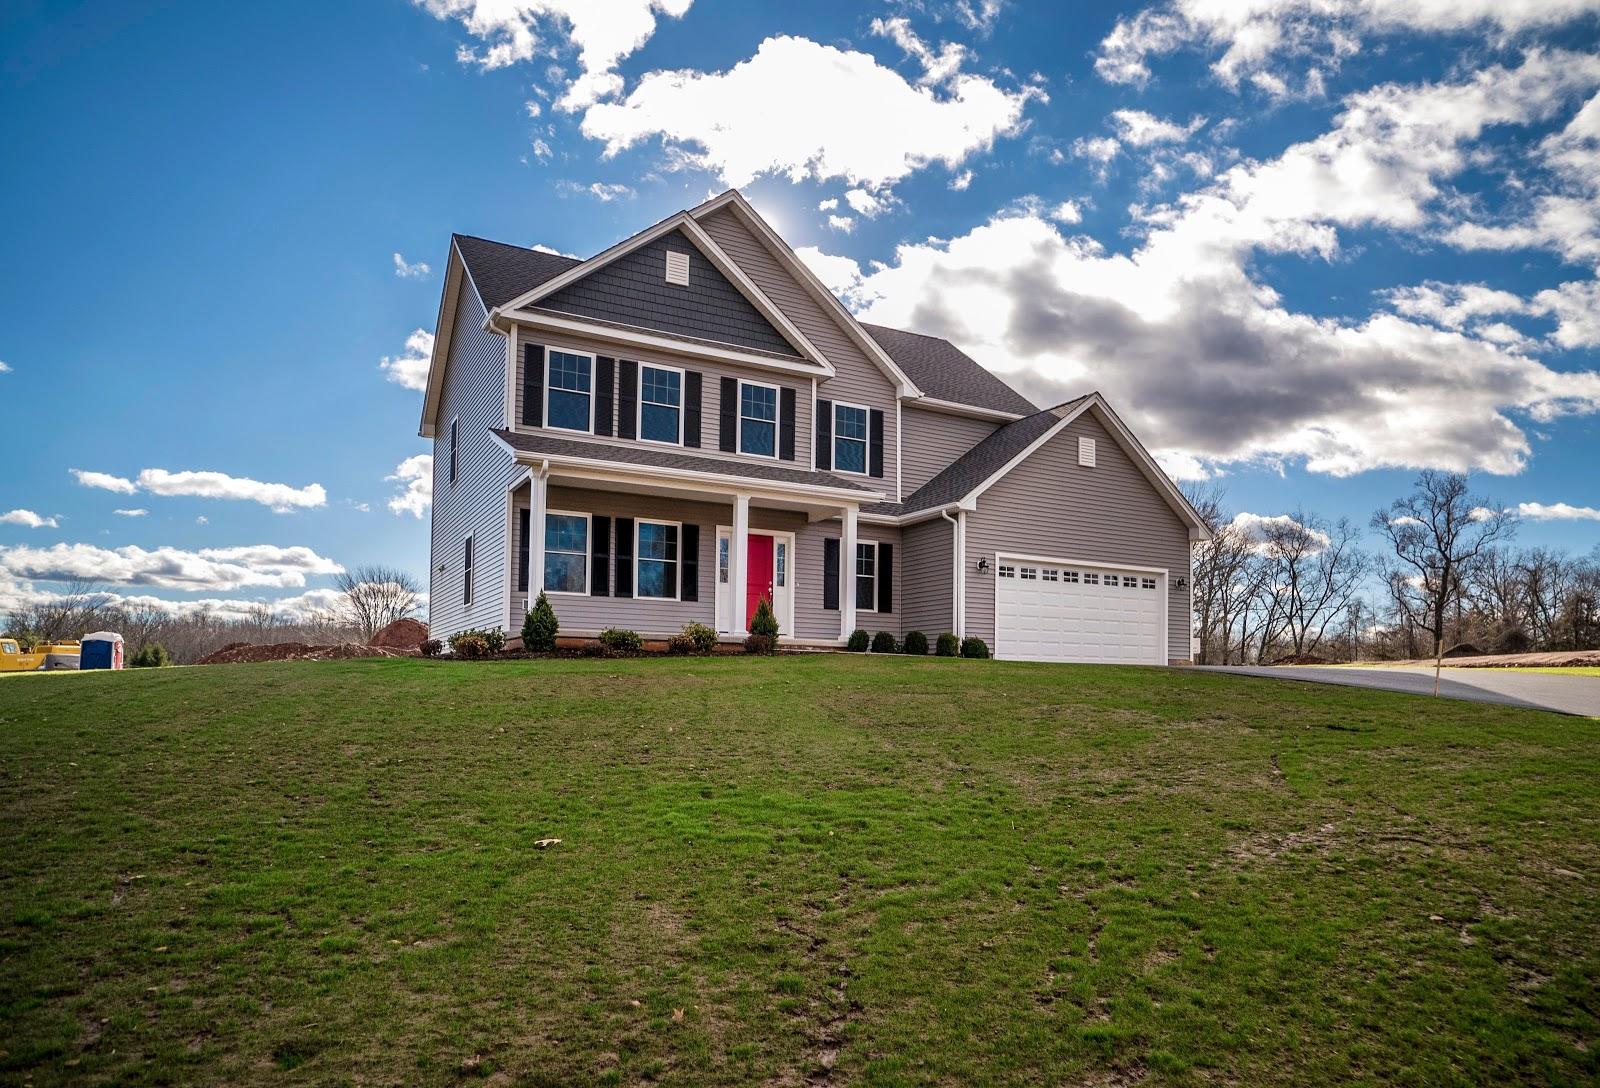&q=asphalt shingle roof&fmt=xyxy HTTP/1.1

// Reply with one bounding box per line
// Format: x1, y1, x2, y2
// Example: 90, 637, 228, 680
492, 429, 882, 495
453, 234, 581, 311
861, 323, 1038, 416
900, 399, 1089, 514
